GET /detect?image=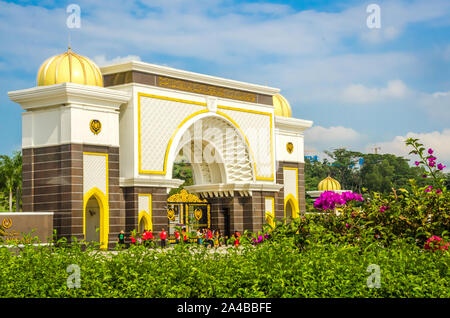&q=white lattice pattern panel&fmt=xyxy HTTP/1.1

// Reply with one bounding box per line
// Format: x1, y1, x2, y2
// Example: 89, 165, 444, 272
83, 154, 107, 196
139, 95, 203, 172
219, 108, 273, 179
283, 168, 298, 201
175, 116, 253, 183
265, 197, 274, 214
138, 194, 150, 214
